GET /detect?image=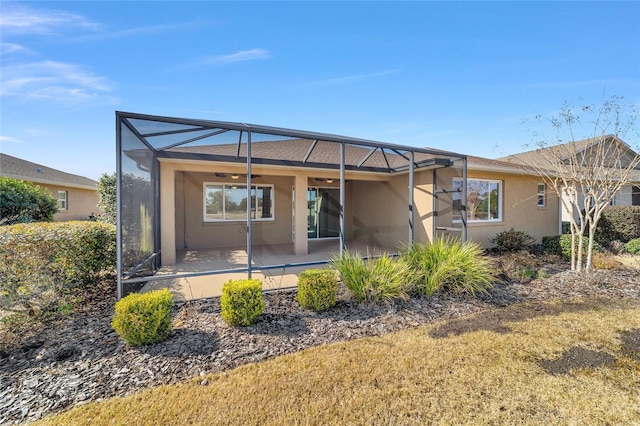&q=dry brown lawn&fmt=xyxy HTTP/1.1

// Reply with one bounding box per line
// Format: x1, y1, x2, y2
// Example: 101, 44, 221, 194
35, 299, 640, 425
